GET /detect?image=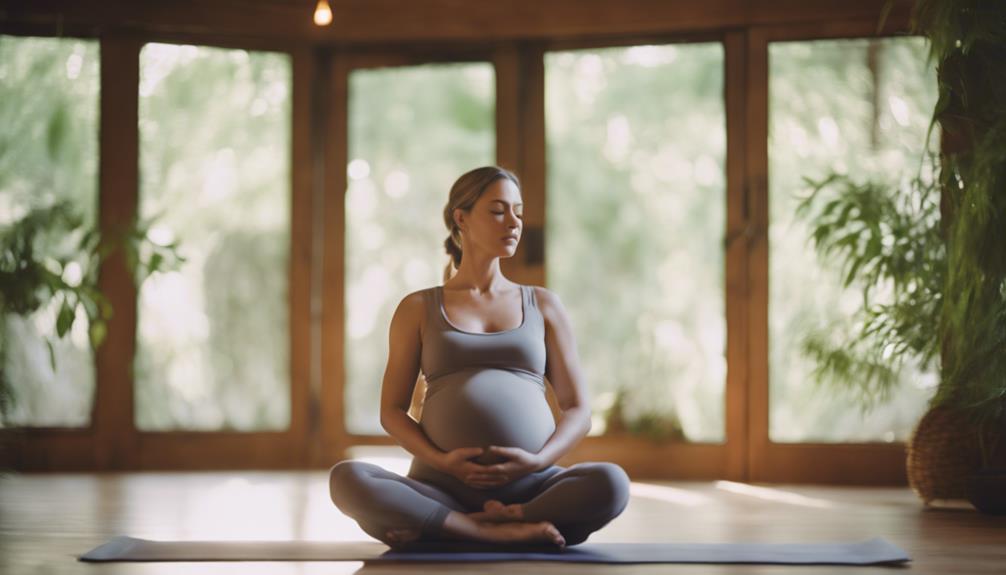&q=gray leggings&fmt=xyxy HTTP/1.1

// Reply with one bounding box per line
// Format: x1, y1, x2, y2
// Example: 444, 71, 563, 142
329, 458, 630, 547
